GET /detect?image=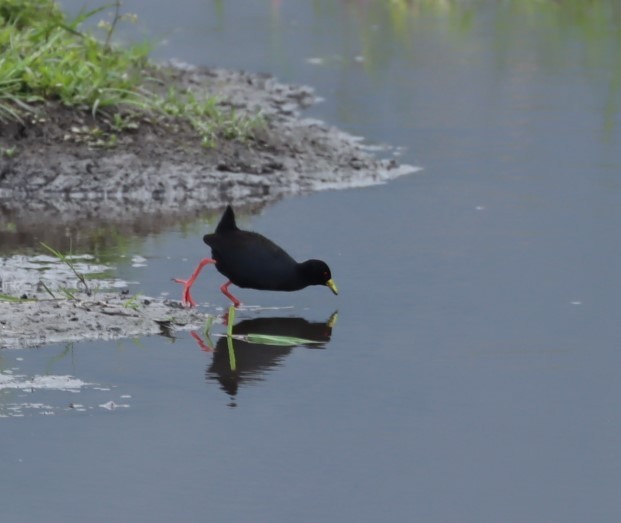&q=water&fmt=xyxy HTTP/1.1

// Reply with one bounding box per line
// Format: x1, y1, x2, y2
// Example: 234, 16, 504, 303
2, 1, 621, 521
